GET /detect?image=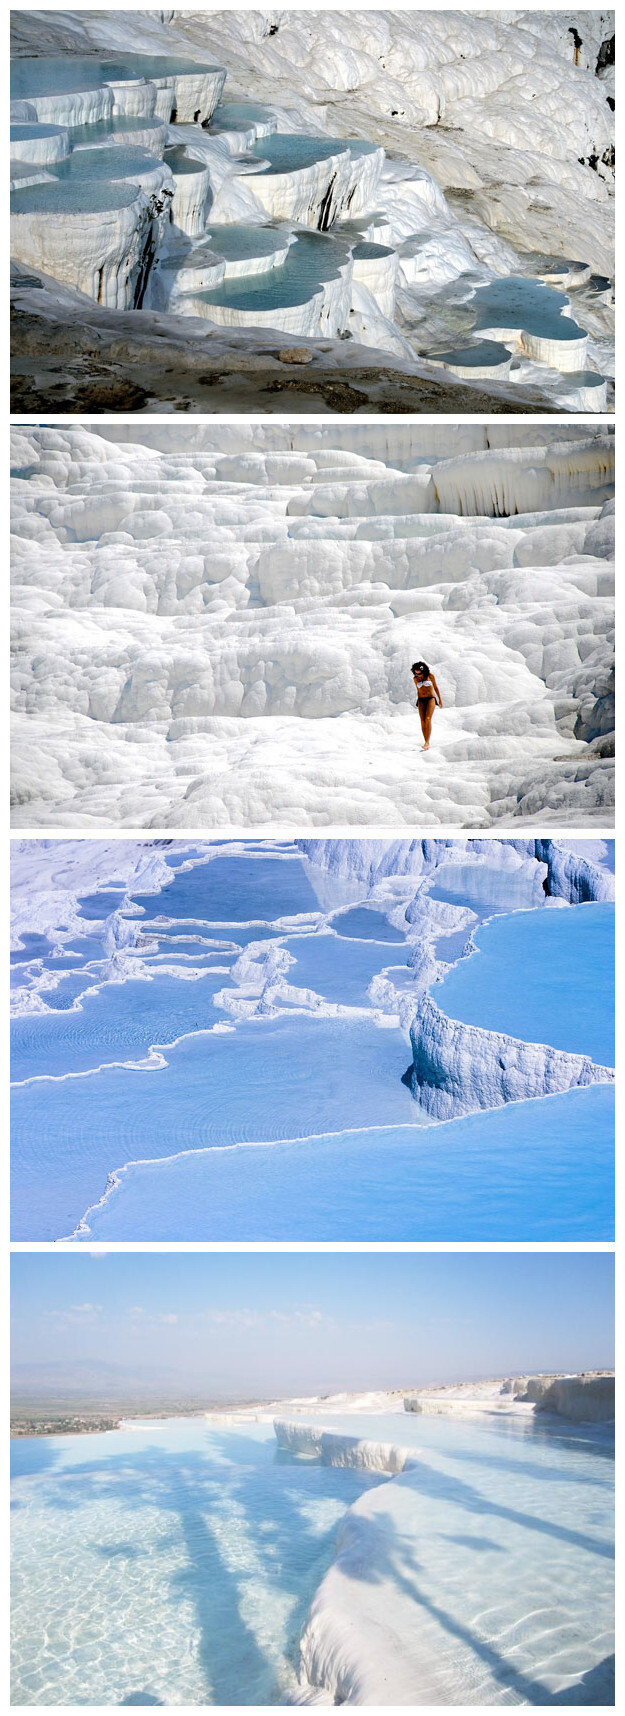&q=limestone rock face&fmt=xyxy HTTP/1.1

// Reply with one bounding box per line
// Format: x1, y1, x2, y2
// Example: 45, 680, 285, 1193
538, 1374, 615, 1421
410, 993, 614, 1120
513, 1376, 559, 1403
